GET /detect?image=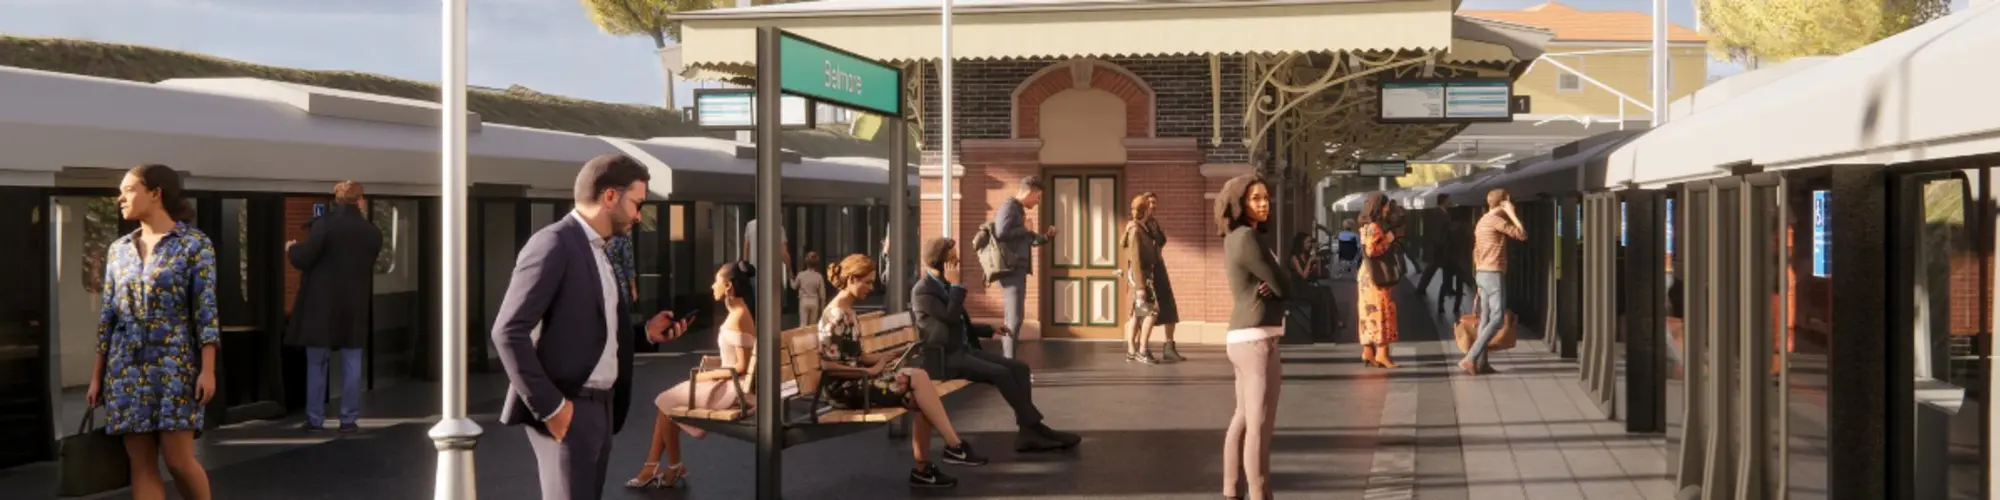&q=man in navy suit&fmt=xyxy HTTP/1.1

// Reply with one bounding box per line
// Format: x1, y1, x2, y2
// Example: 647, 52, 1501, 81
492, 153, 652, 500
